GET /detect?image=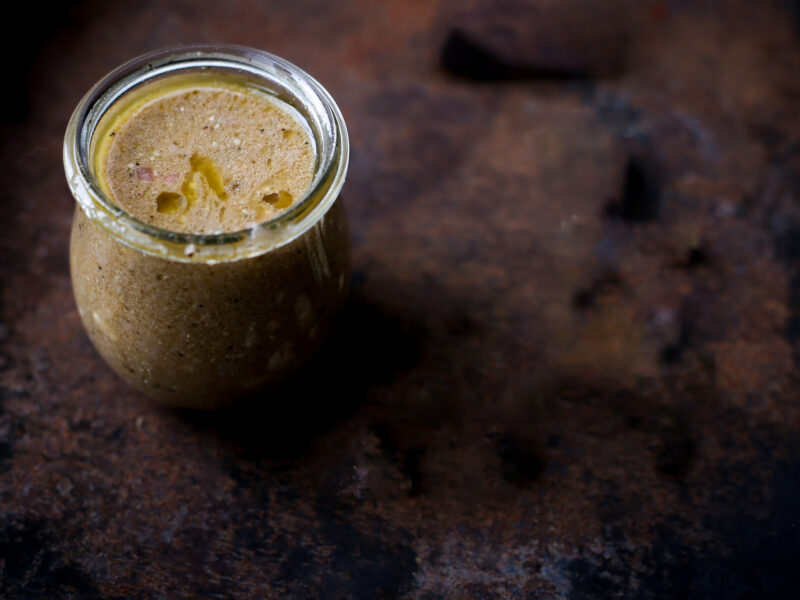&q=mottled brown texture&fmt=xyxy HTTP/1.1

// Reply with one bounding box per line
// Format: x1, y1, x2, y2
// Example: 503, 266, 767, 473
441, 0, 634, 79
2, 0, 800, 598
70, 200, 350, 407
102, 83, 316, 233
